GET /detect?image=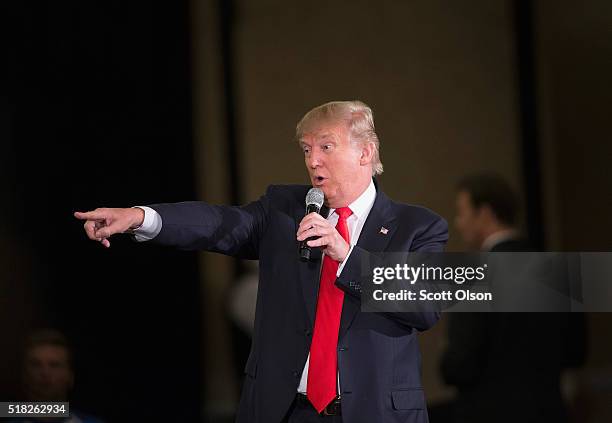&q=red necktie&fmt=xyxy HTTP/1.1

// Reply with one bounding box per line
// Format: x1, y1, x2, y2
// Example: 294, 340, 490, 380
307, 207, 353, 413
